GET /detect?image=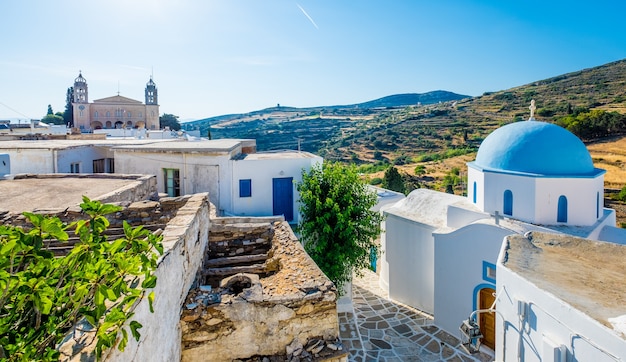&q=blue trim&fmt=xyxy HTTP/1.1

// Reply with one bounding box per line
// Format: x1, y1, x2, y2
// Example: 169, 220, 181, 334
467, 162, 605, 179
482, 261, 496, 284
503, 190, 513, 216
239, 179, 252, 198
557, 195, 568, 223
472, 283, 496, 317
473, 181, 477, 203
